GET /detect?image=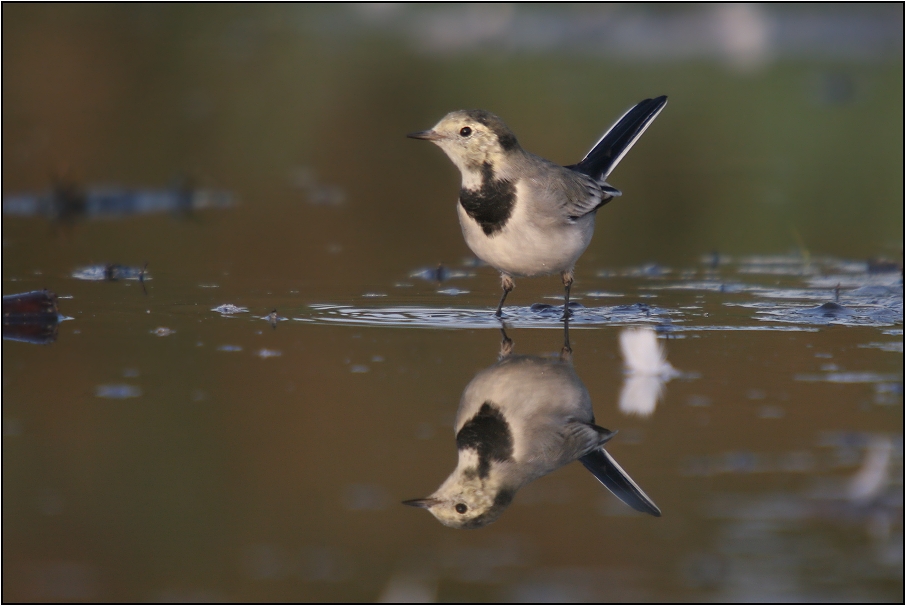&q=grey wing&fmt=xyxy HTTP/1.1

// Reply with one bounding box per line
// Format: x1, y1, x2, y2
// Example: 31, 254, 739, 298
558, 171, 621, 221
537, 421, 607, 467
